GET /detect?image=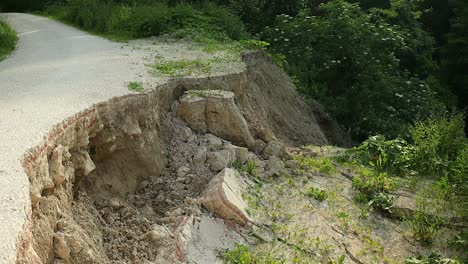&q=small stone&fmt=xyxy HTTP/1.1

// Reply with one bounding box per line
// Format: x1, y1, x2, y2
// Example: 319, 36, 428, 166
205, 134, 223, 149
139, 180, 150, 189
207, 150, 232, 172
146, 225, 172, 242
176, 177, 186, 183
265, 156, 286, 177
142, 203, 156, 216
252, 139, 267, 154
177, 166, 191, 178
193, 147, 208, 164
168, 208, 184, 217
71, 149, 96, 176
54, 233, 70, 260
235, 147, 249, 163
262, 141, 285, 159
285, 160, 298, 169
184, 177, 193, 184
49, 145, 68, 185
110, 197, 122, 209
184, 197, 197, 205
180, 127, 193, 141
